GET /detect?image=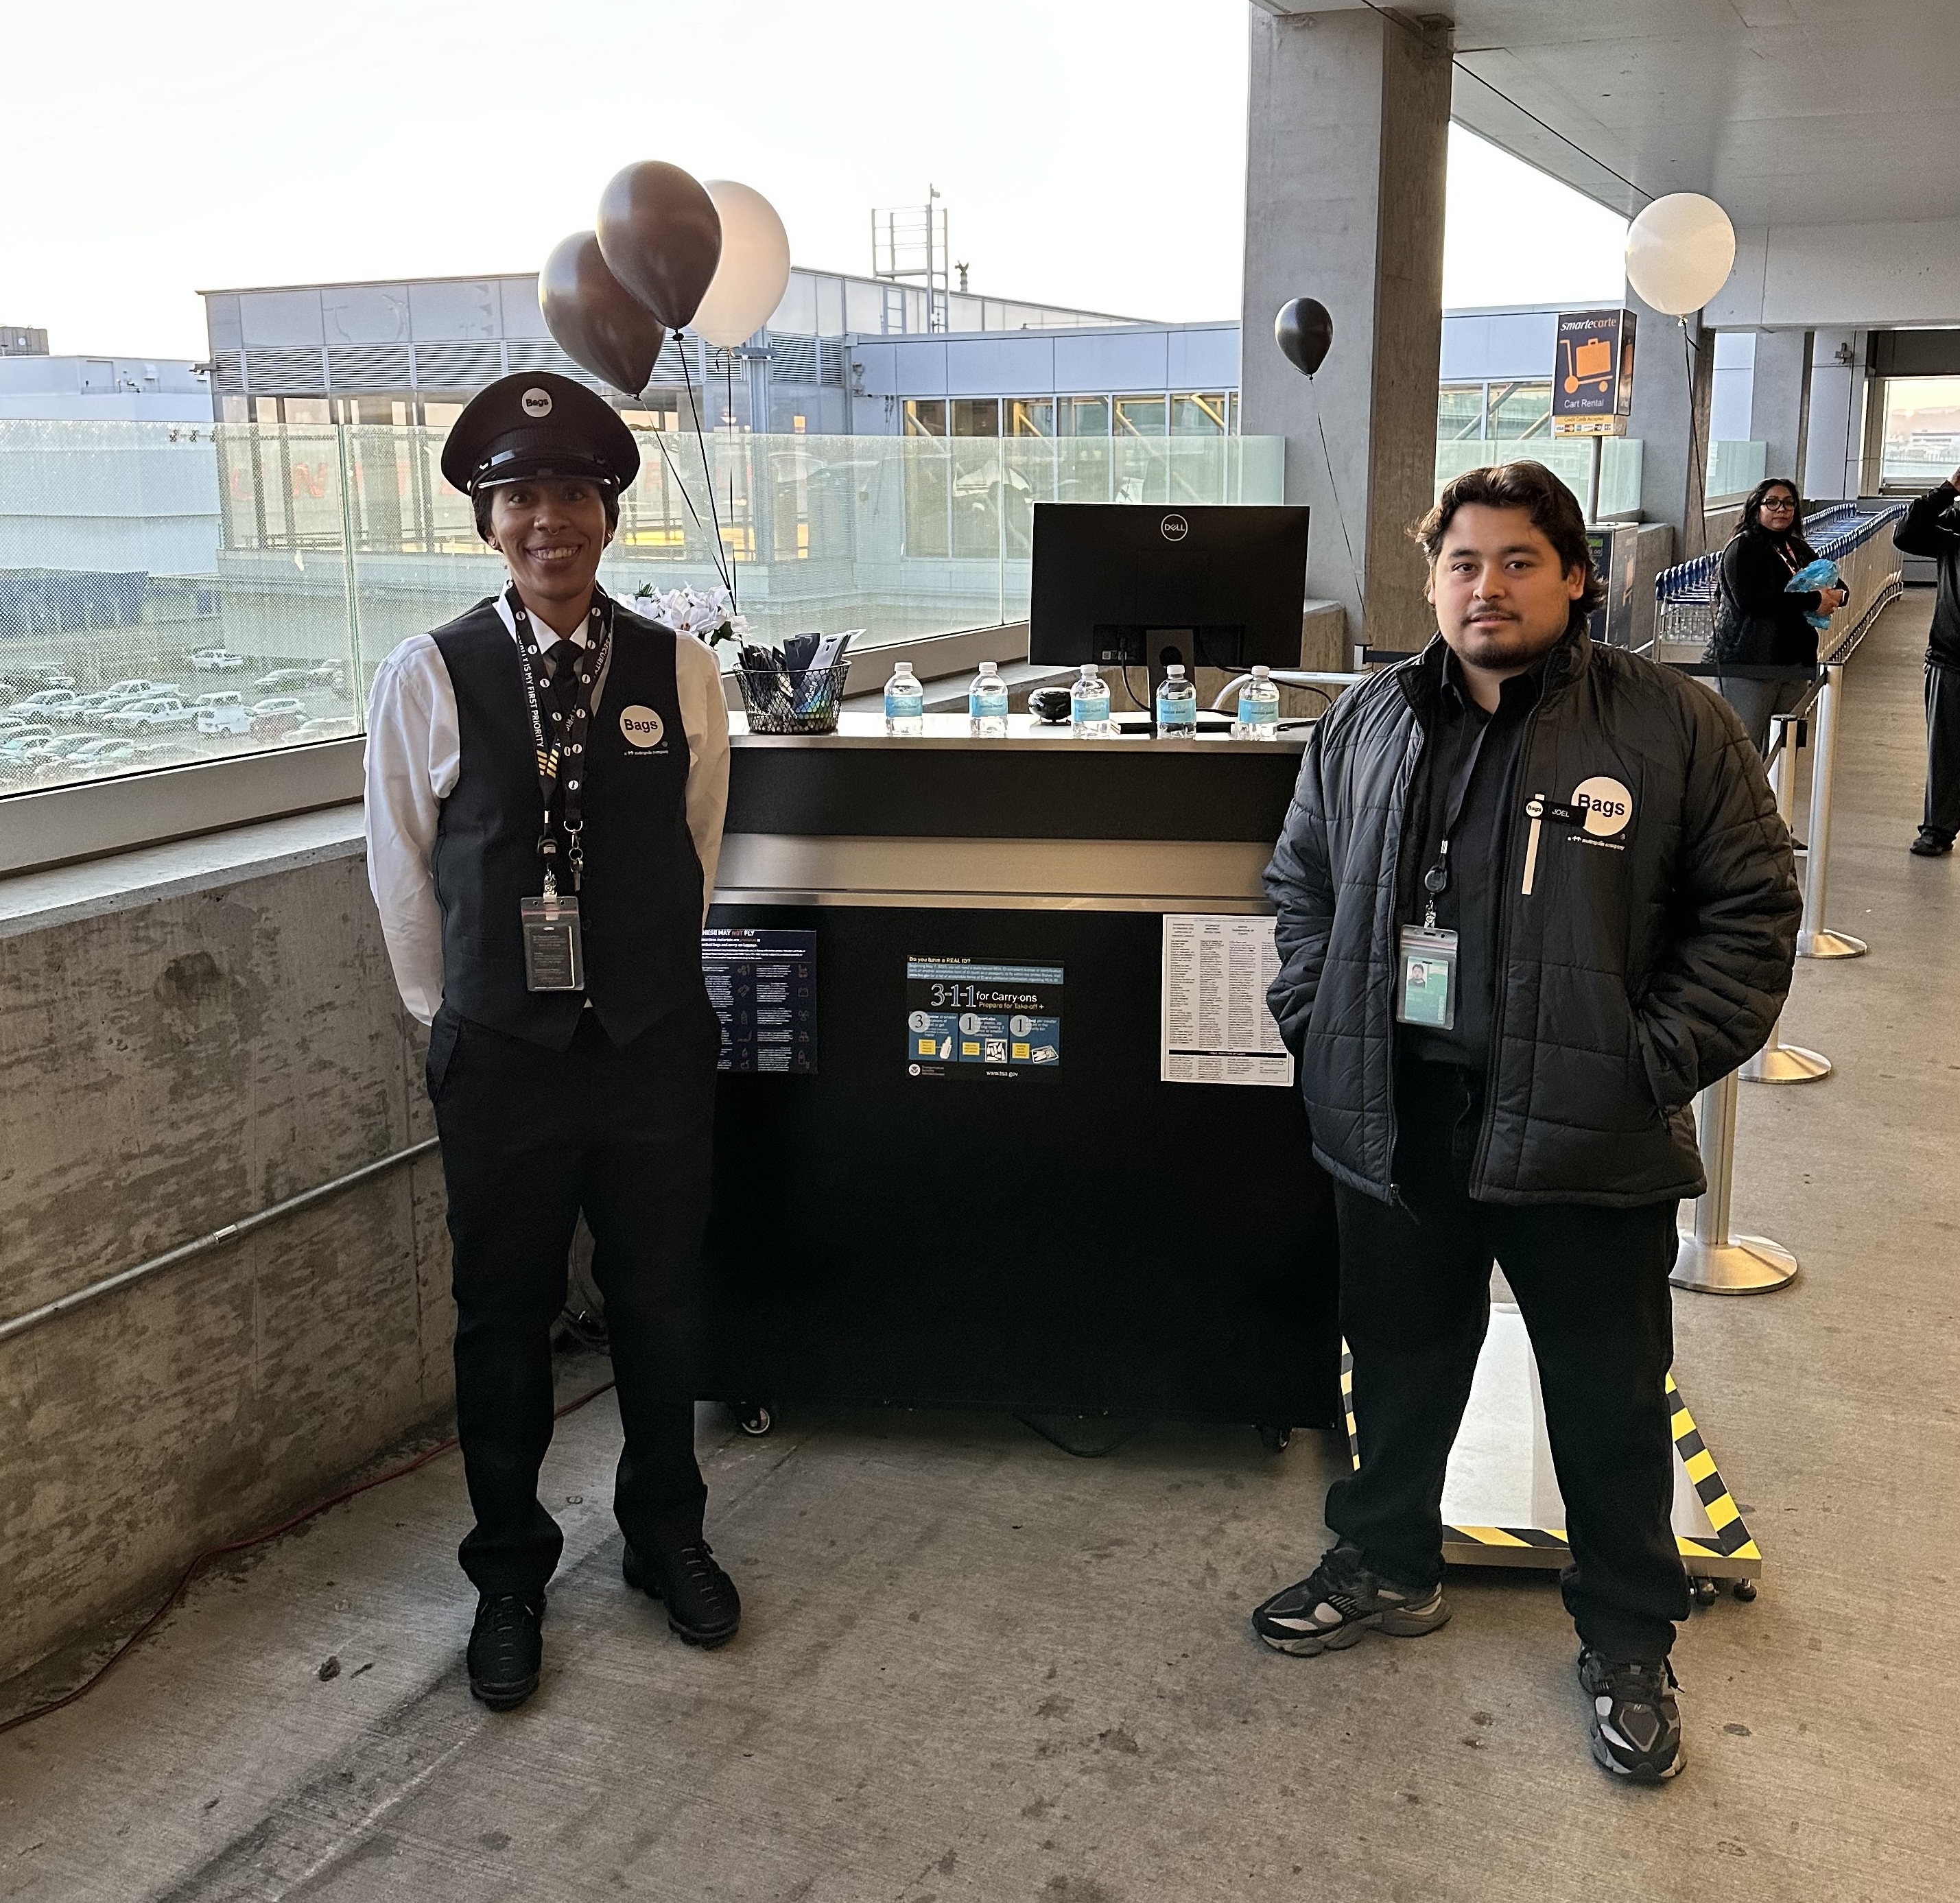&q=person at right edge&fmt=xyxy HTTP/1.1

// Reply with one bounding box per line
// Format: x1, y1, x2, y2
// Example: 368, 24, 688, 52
1893, 464, 1960, 856
1257, 462, 1801, 1784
